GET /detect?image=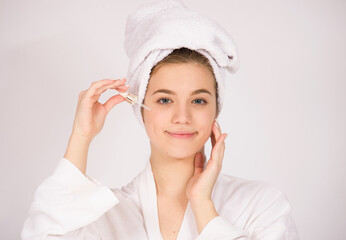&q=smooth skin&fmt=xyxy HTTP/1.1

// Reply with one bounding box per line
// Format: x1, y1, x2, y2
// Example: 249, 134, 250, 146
64, 78, 129, 174
142, 62, 227, 239
64, 63, 227, 239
